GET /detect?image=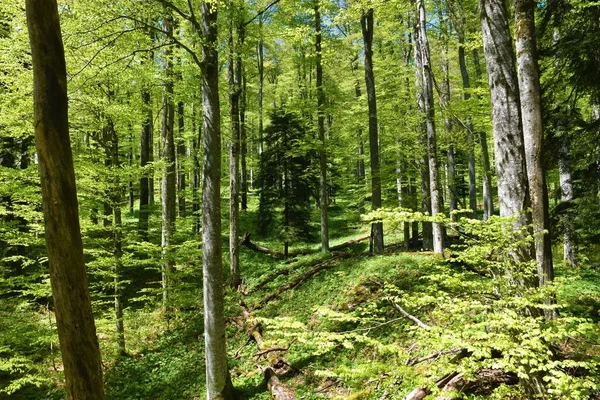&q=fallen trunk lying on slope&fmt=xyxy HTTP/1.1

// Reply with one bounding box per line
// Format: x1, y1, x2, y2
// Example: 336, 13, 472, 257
240, 232, 370, 259
252, 255, 352, 310
241, 303, 296, 400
